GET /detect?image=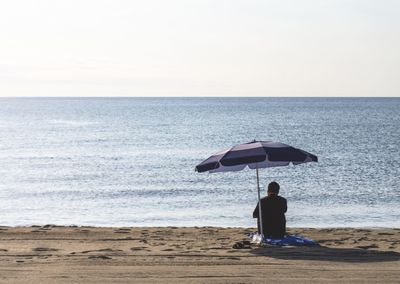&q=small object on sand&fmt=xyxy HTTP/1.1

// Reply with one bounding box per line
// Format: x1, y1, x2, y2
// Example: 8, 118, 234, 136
251, 233, 263, 244
233, 241, 251, 249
